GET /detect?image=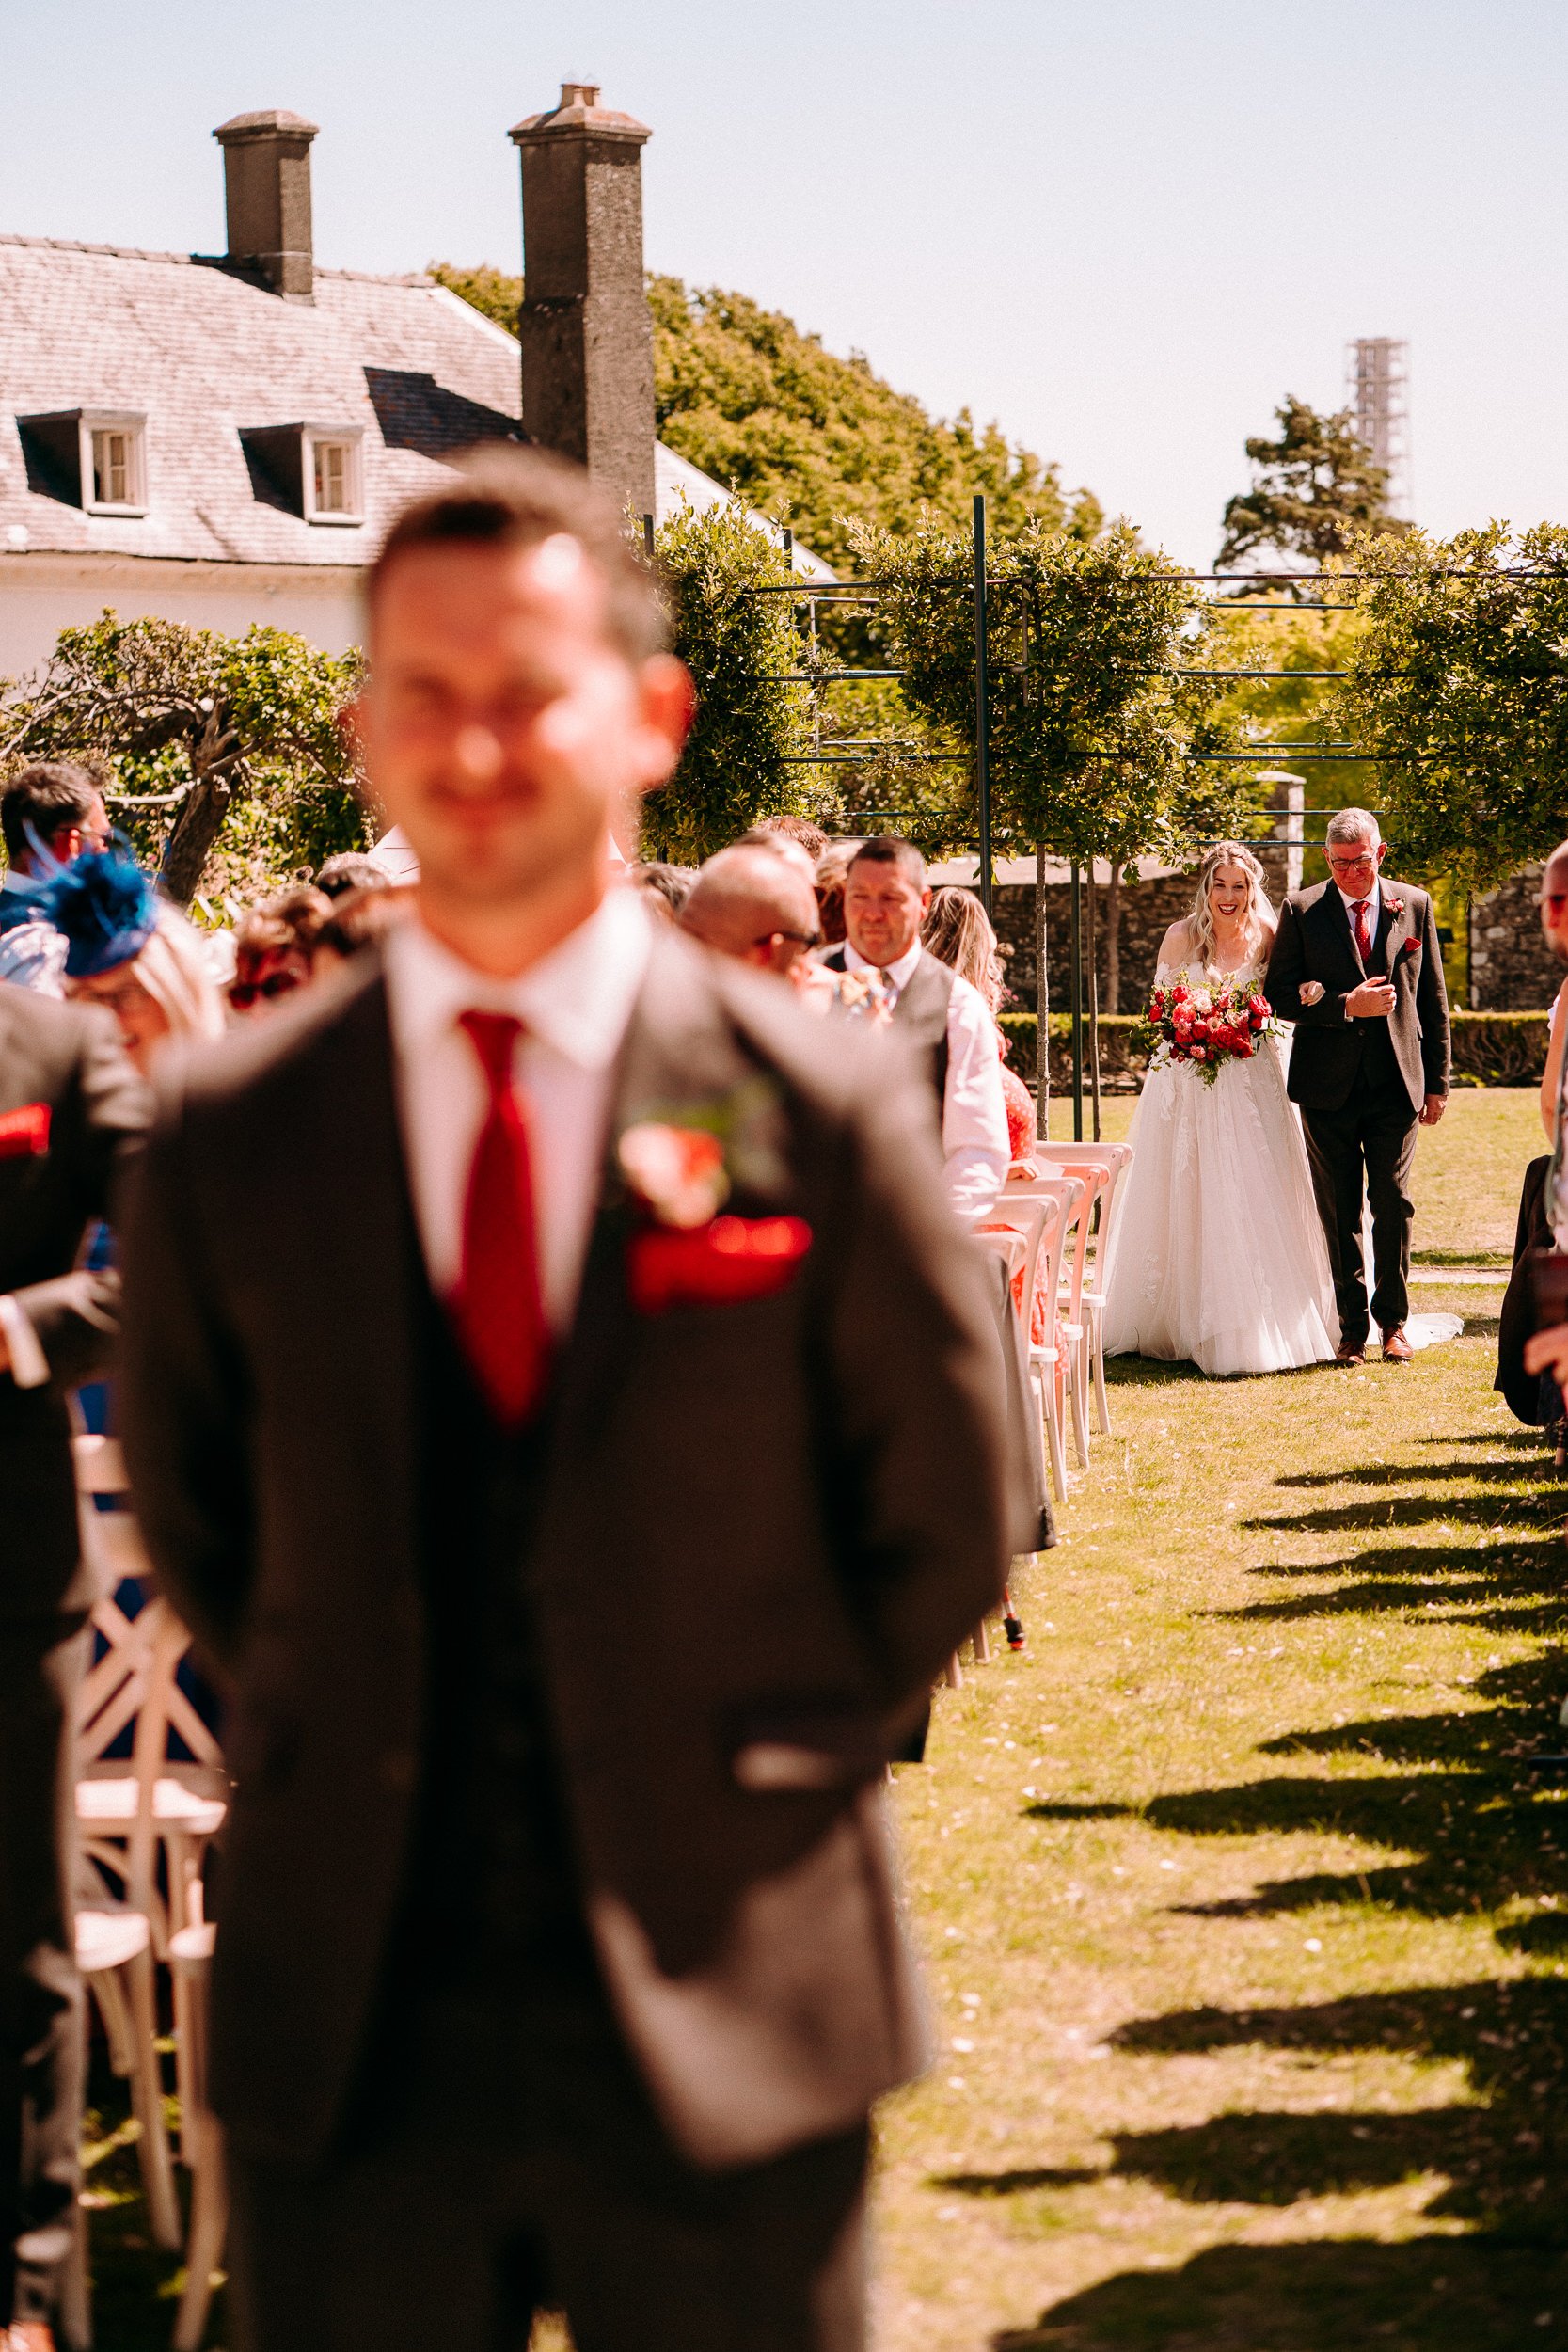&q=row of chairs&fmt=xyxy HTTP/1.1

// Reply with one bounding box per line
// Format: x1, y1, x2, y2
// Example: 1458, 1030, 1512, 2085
977, 1139, 1134, 1509
65, 1434, 228, 2352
